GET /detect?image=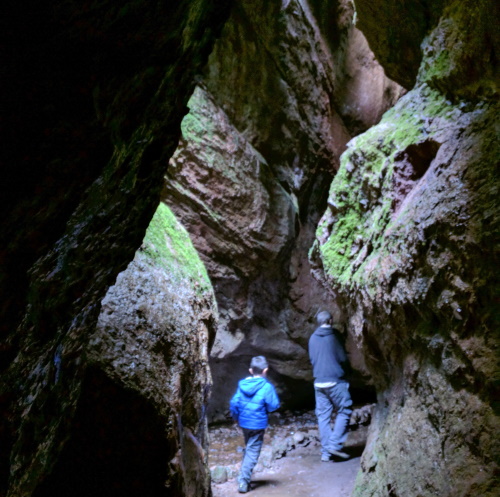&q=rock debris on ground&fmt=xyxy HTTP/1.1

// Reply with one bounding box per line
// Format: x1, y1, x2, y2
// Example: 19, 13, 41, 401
210, 407, 372, 496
